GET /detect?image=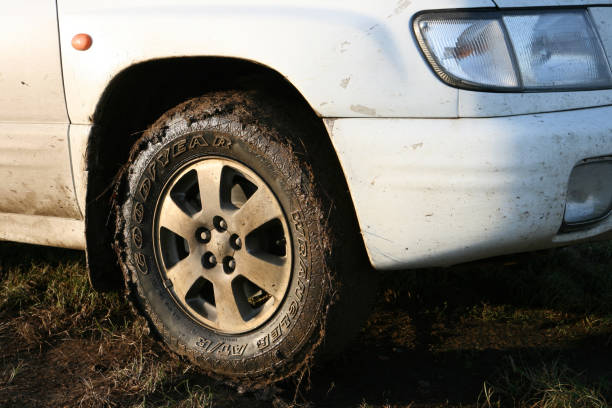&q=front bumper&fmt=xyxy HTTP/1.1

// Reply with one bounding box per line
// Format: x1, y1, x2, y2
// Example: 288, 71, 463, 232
325, 106, 612, 269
